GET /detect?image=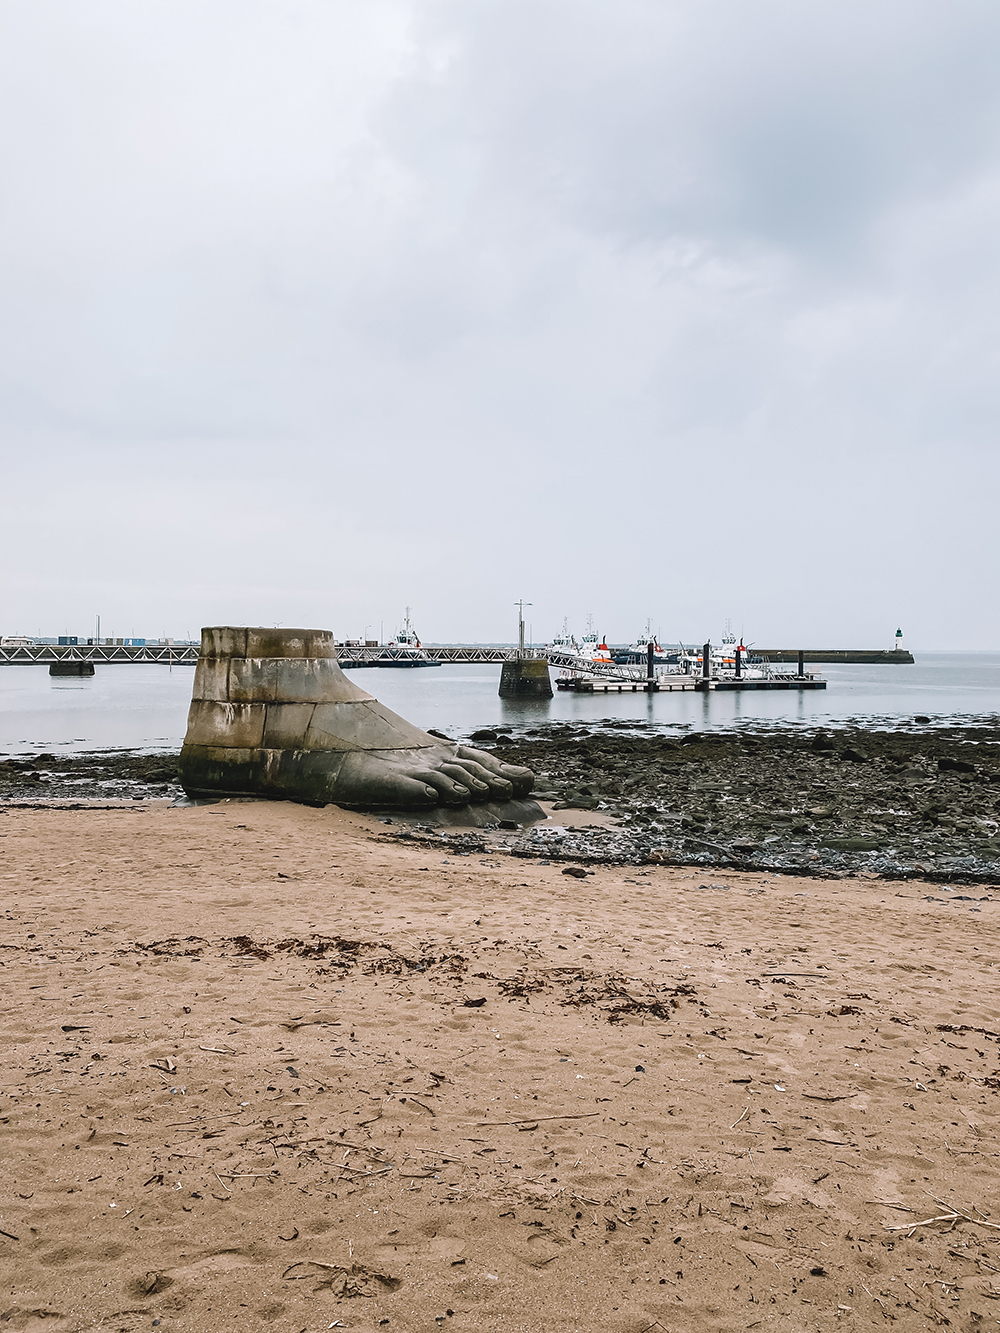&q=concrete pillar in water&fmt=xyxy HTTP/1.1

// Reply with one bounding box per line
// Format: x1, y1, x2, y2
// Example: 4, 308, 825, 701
702, 643, 711, 679
797, 650, 805, 677
498, 657, 553, 698
646, 639, 655, 690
